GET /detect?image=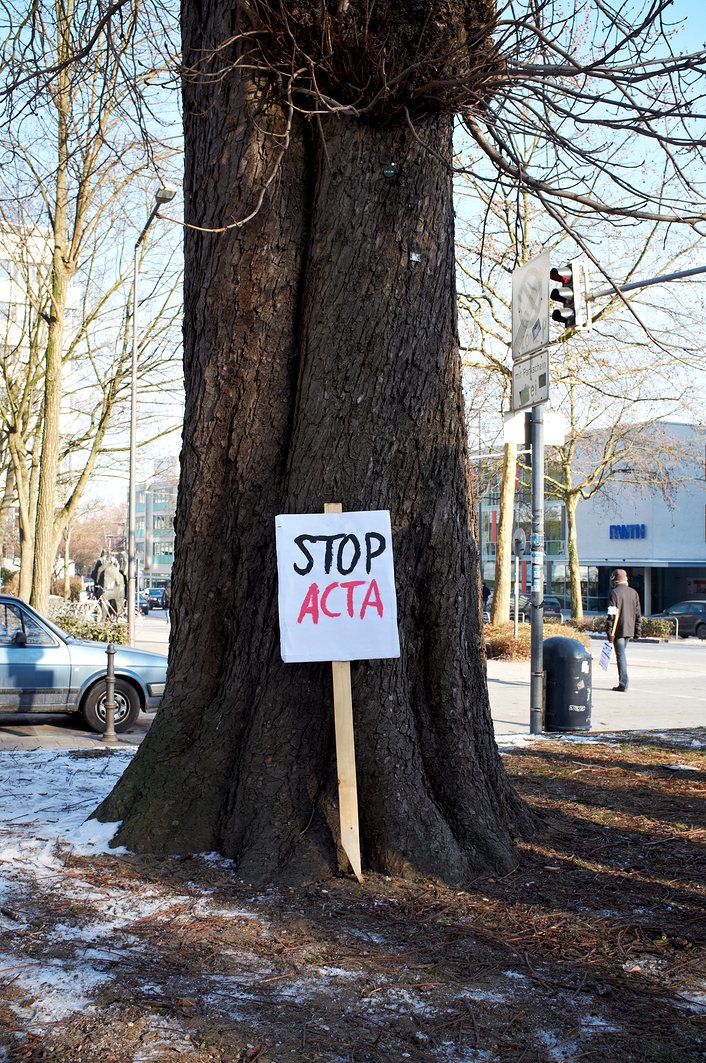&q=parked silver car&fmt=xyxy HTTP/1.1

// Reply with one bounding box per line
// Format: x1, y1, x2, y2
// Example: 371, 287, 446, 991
0, 594, 168, 733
